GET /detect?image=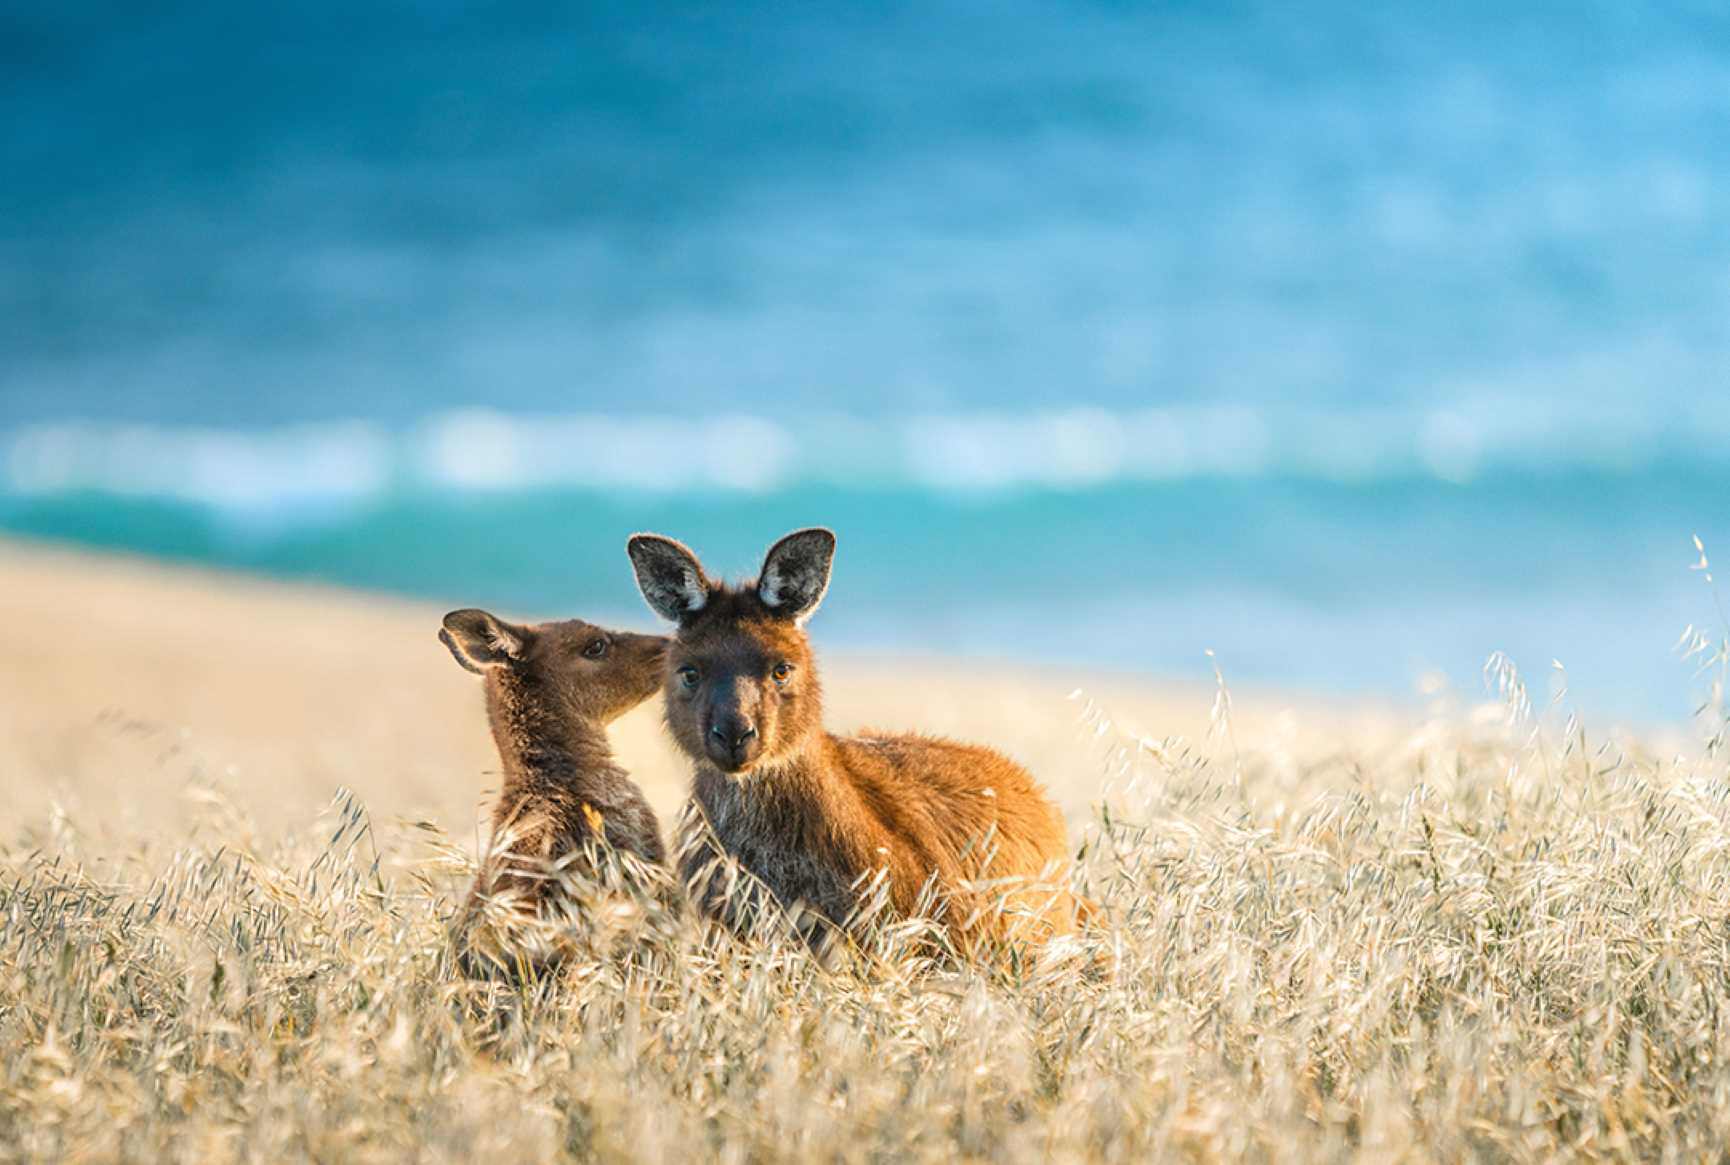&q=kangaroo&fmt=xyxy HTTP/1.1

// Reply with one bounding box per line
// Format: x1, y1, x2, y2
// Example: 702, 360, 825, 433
627, 528, 1088, 962
439, 609, 669, 972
